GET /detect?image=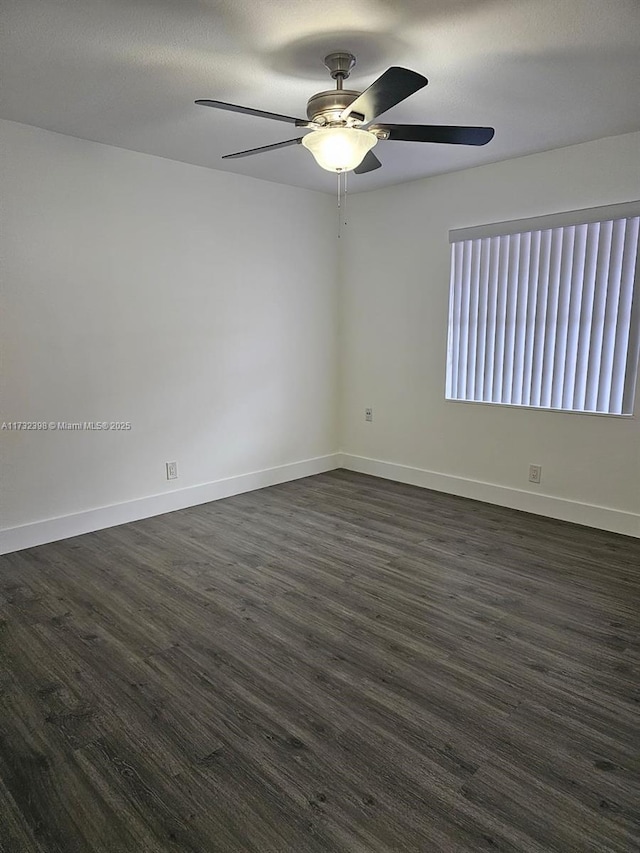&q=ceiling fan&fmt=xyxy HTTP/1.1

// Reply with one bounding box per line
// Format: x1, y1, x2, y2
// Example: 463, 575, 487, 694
195, 52, 495, 175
